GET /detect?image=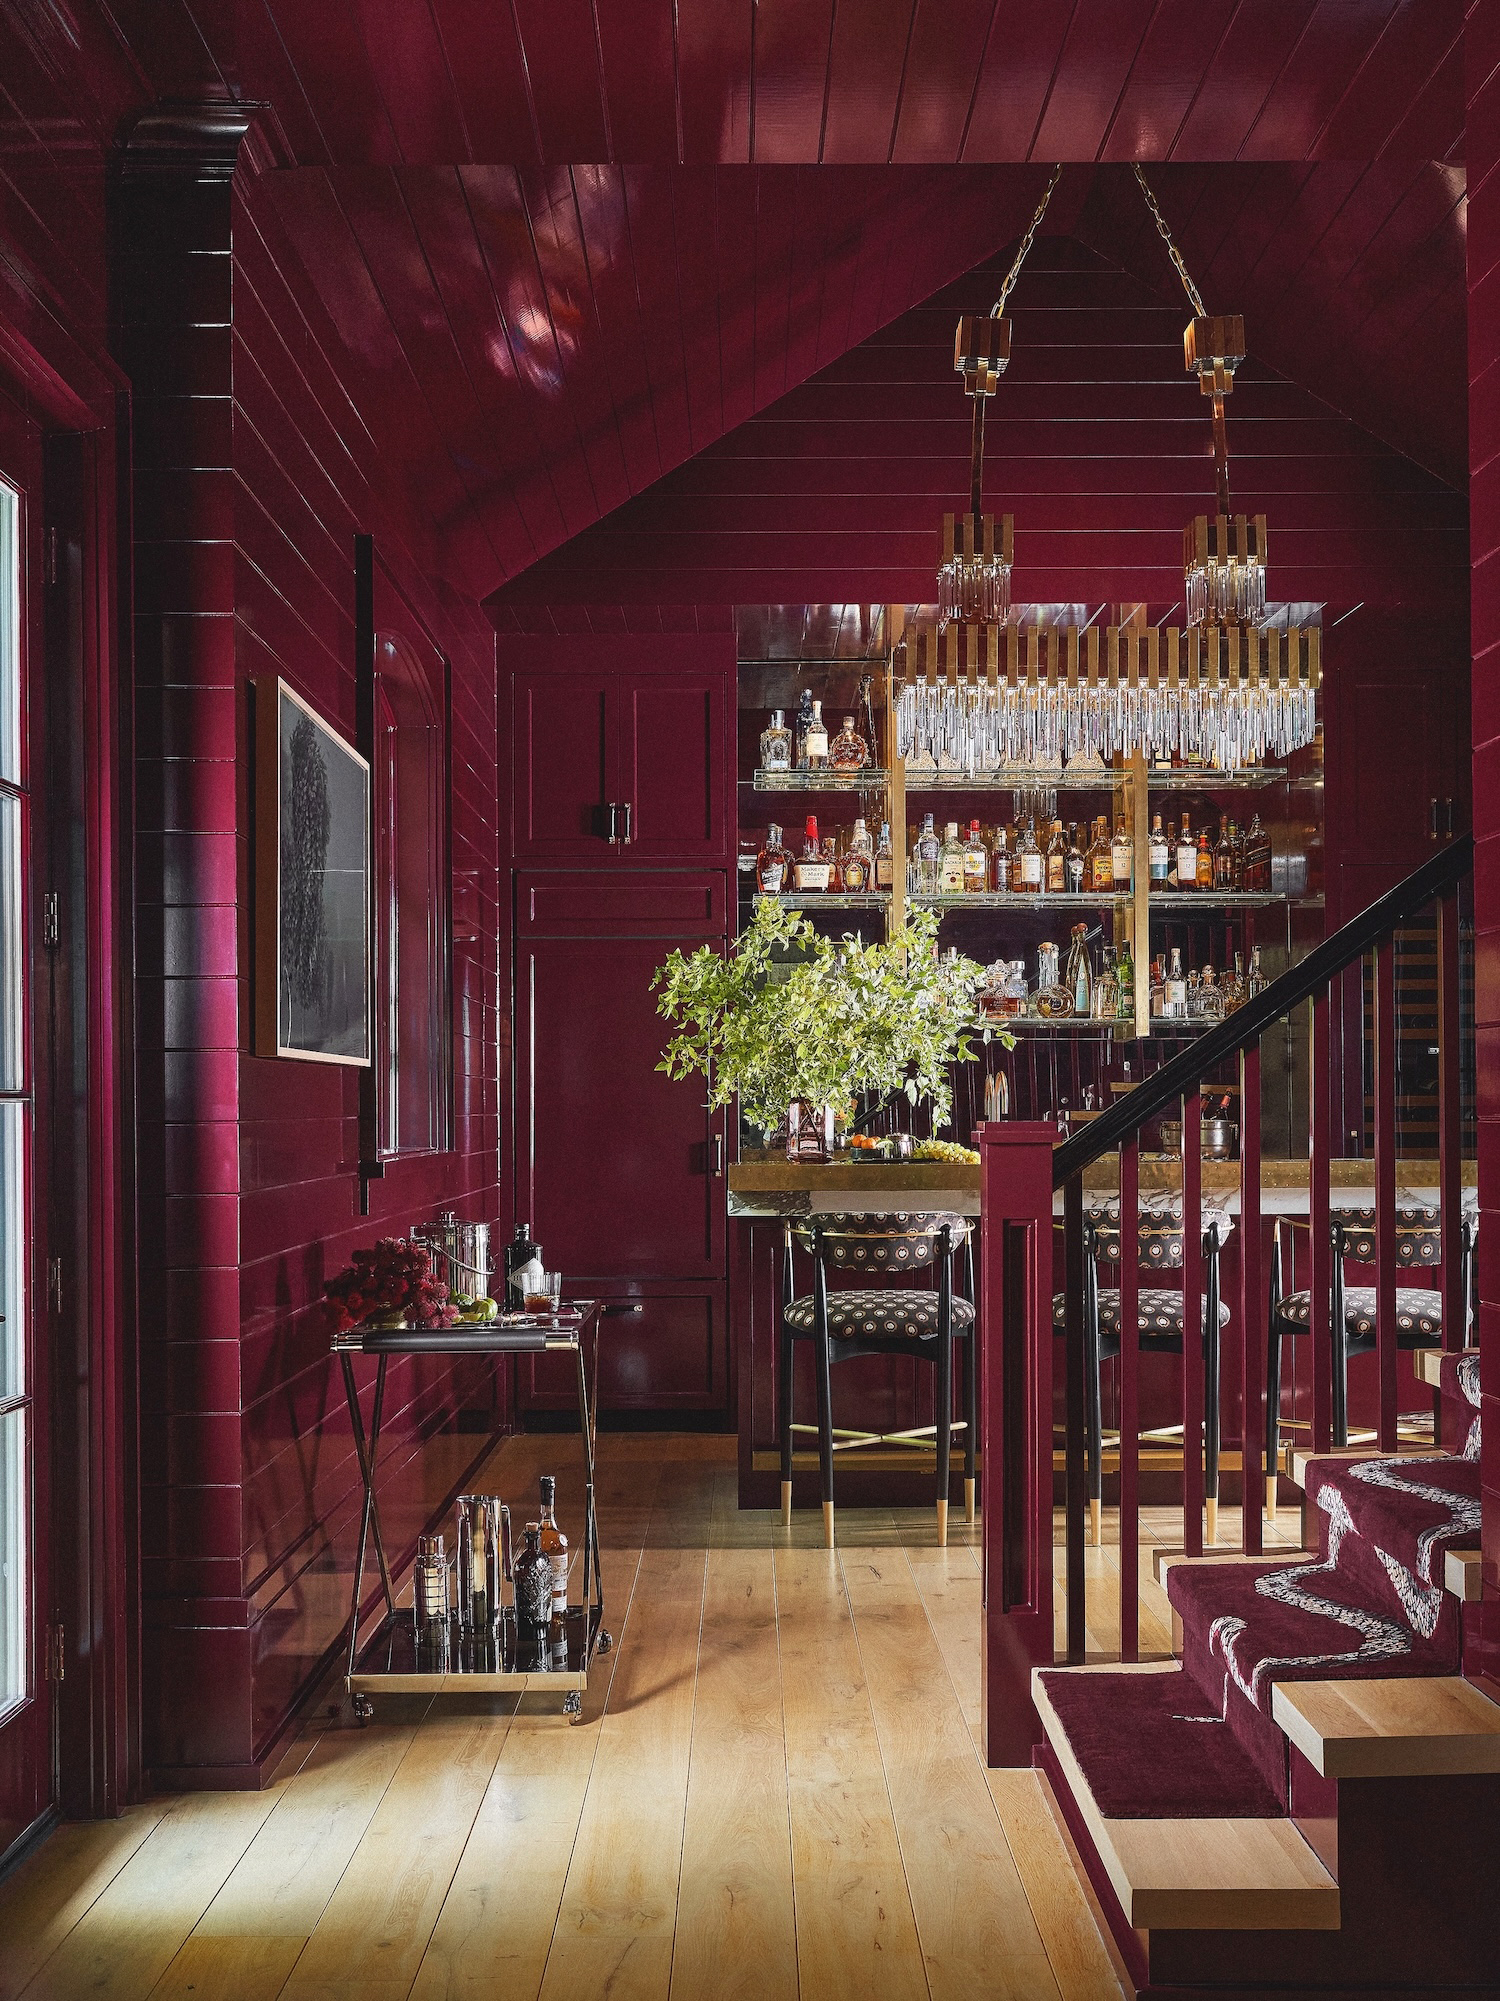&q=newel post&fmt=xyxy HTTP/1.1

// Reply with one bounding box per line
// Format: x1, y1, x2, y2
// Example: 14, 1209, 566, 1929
979, 1119, 1058, 1766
